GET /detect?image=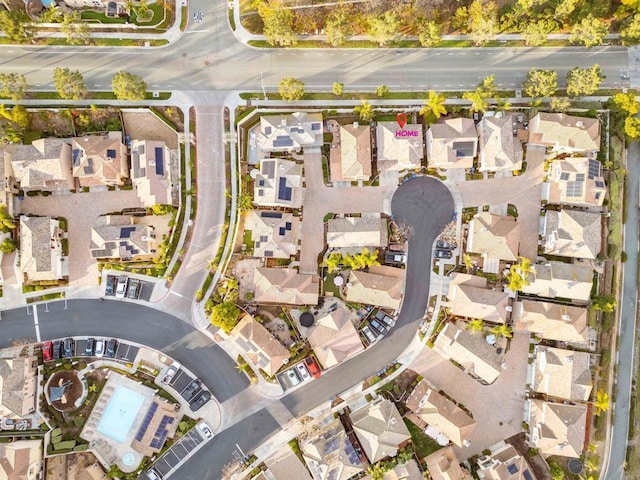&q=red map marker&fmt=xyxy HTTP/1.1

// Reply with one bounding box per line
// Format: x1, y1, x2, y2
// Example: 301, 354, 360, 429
396, 113, 407, 129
